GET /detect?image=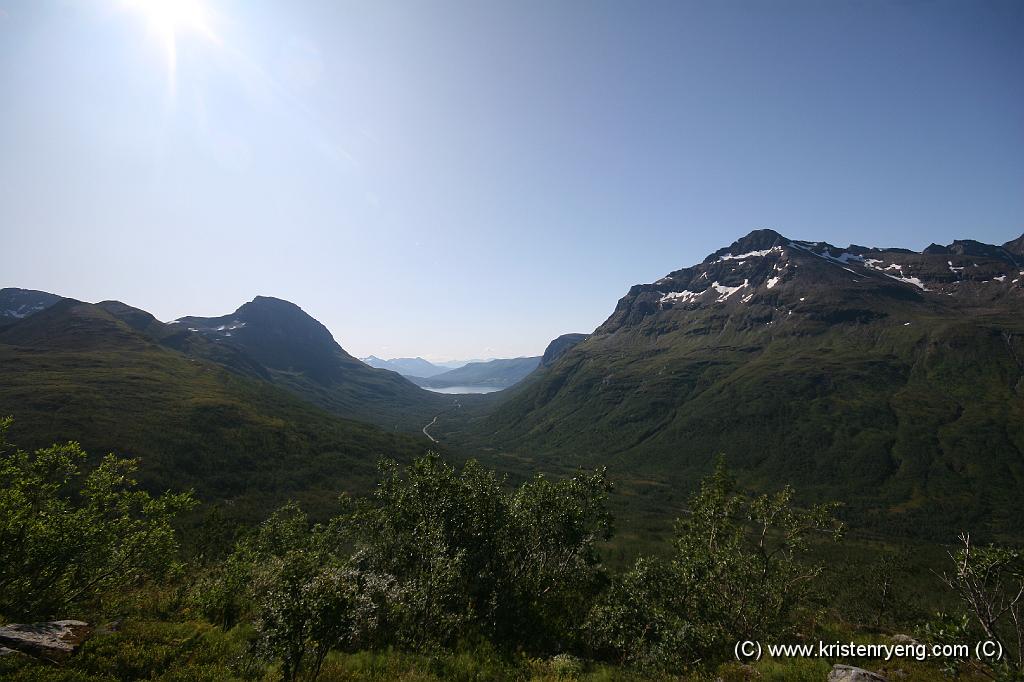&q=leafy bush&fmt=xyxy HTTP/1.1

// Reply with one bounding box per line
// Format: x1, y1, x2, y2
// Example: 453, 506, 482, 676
585, 557, 702, 672
0, 417, 195, 621
587, 457, 842, 671
341, 454, 613, 652
202, 454, 613, 679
